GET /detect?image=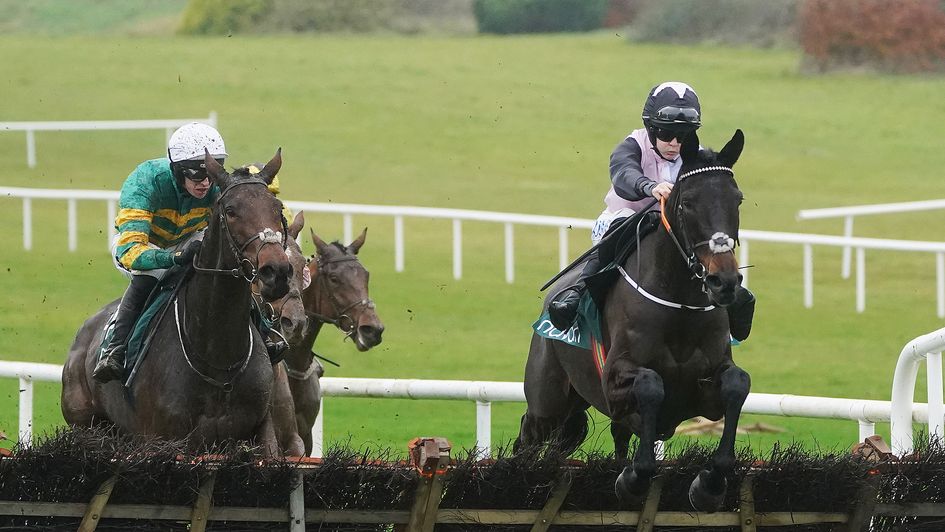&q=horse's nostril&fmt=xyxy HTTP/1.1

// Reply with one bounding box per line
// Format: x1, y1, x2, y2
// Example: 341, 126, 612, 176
706, 275, 723, 288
